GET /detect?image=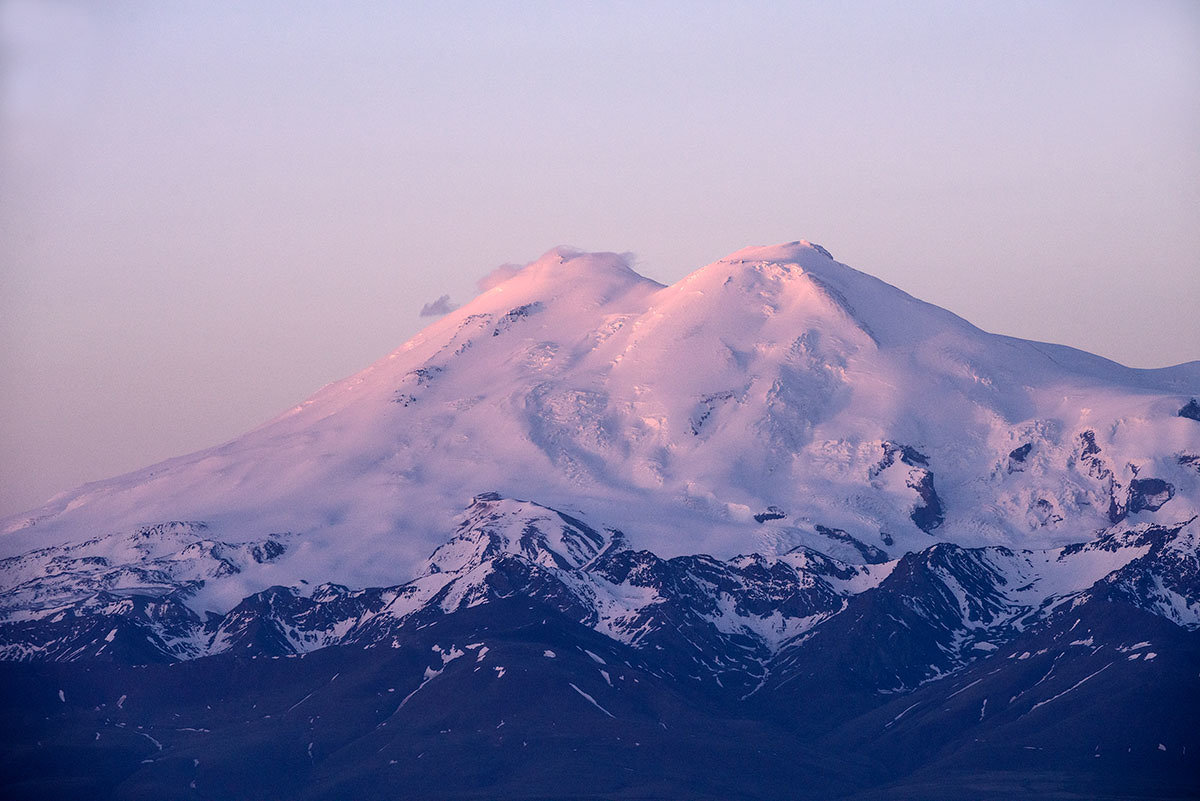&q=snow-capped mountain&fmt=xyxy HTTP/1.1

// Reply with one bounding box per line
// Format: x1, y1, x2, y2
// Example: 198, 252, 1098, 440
2, 241, 1198, 800
5, 242, 1197, 602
